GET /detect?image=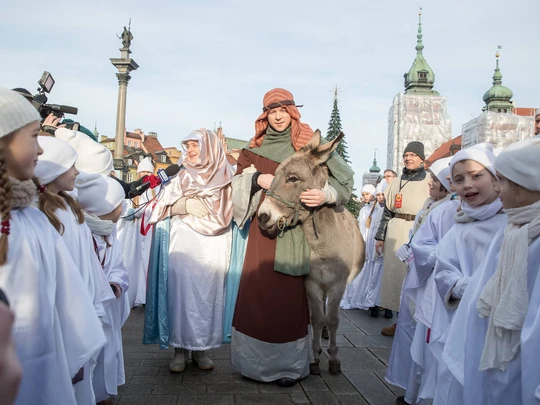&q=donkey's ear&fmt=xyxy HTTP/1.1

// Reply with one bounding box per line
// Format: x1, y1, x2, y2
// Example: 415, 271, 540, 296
300, 129, 321, 152
310, 132, 345, 165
